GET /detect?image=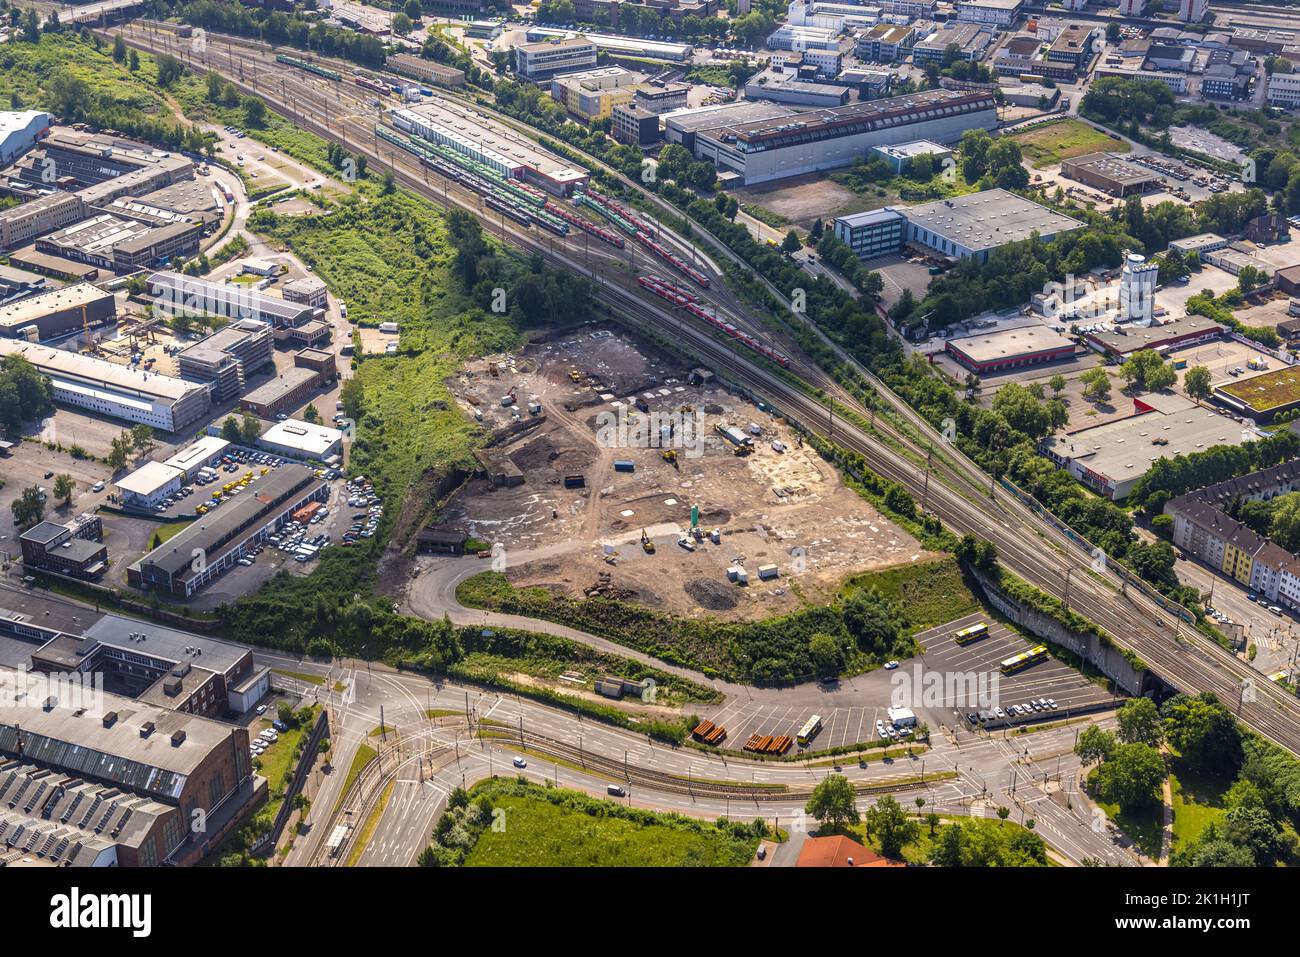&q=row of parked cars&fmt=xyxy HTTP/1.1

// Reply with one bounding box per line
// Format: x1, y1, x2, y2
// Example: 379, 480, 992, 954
875, 718, 916, 740
248, 718, 290, 759
966, 698, 1058, 725
342, 477, 383, 546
